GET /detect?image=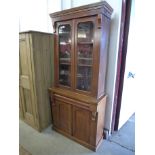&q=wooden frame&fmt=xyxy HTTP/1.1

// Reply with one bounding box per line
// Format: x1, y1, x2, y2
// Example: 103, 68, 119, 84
55, 20, 74, 89
74, 16, 97, 96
